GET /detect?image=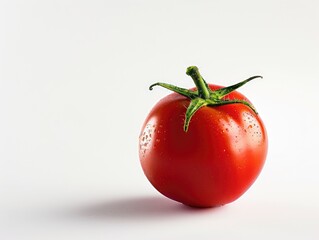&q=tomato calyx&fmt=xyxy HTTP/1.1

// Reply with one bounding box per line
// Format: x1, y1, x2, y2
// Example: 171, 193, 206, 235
149, 66, 262, 132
